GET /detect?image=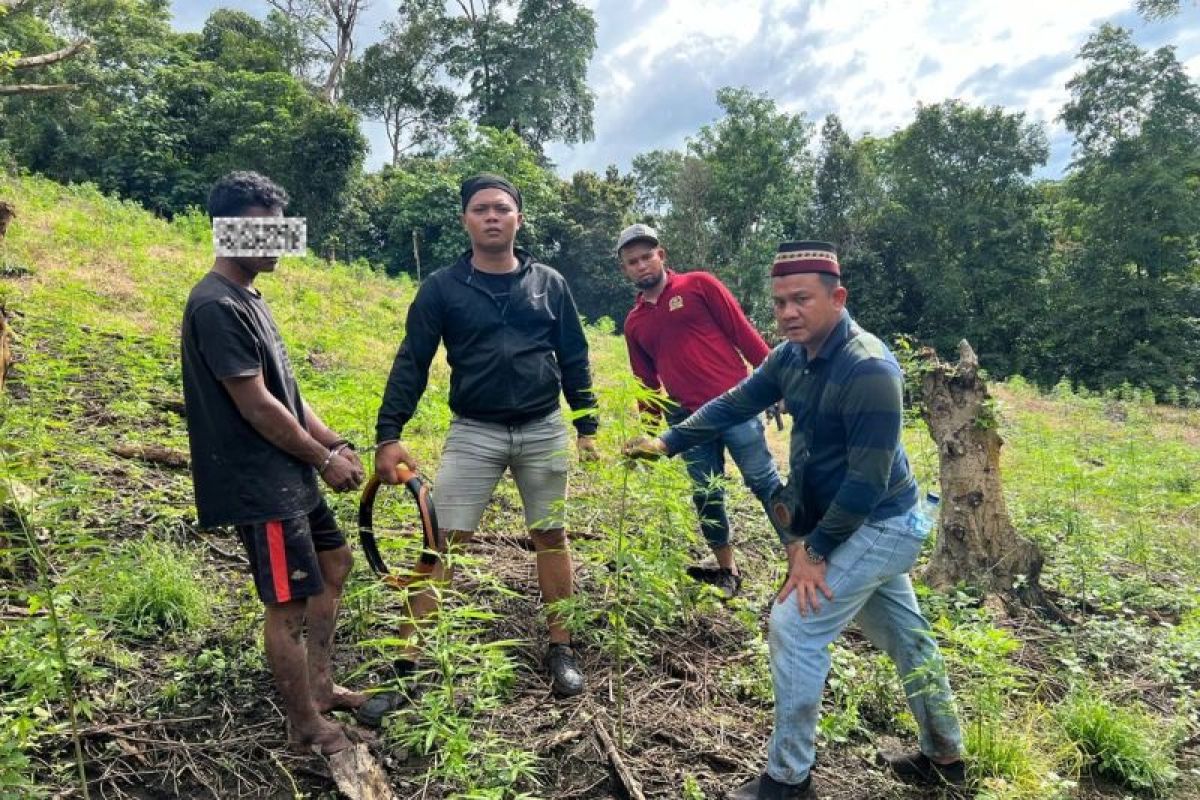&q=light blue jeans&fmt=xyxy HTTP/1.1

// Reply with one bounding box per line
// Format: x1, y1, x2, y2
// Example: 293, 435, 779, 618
766, 506, 963, 784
